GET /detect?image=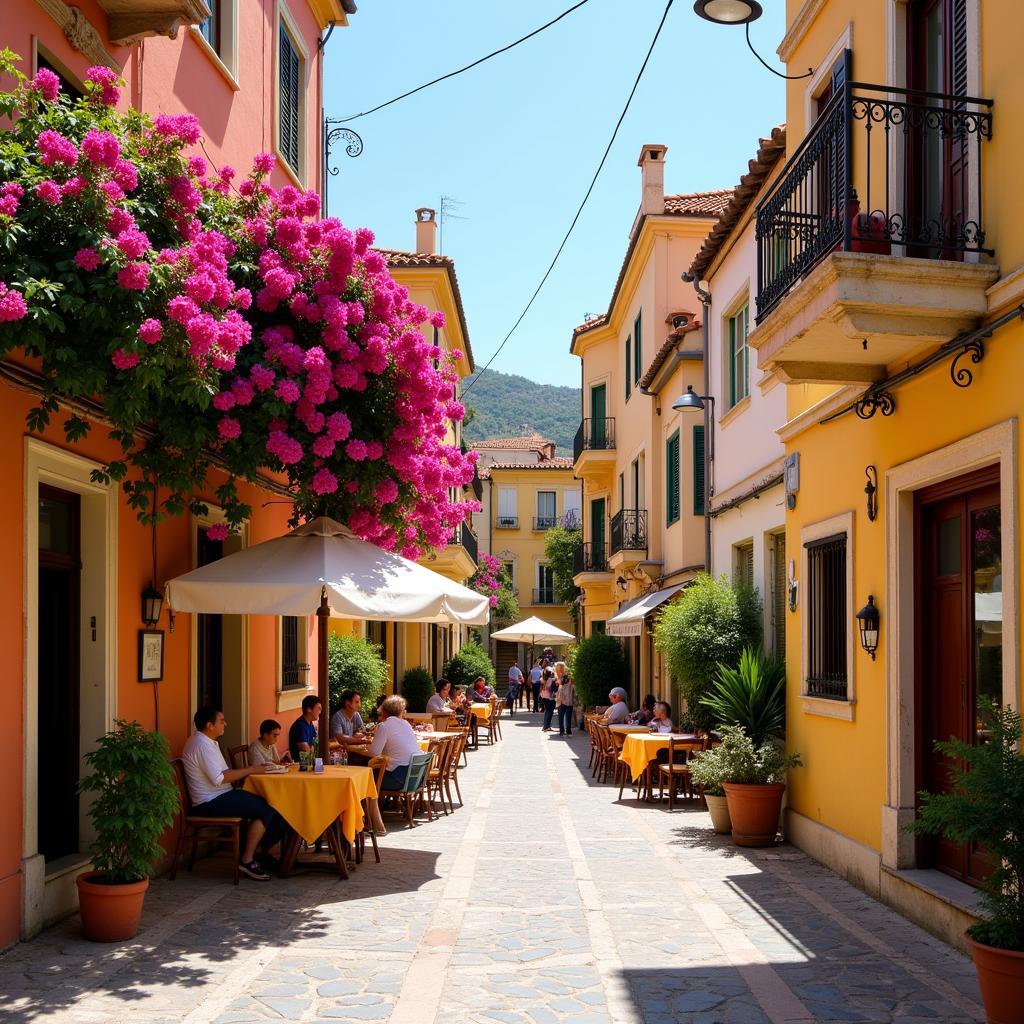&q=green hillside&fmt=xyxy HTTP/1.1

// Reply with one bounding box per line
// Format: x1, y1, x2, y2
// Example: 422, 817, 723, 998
461, 370, 581, 455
